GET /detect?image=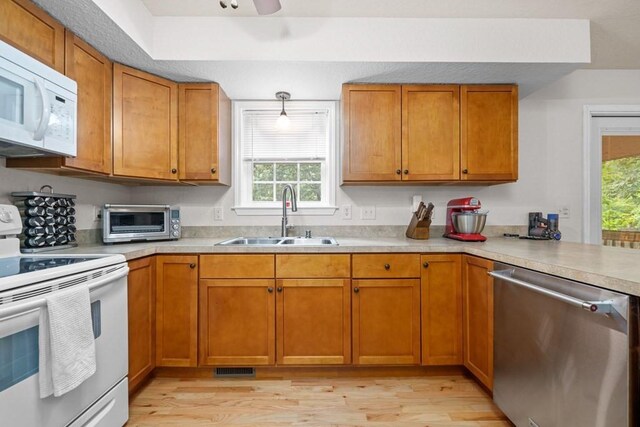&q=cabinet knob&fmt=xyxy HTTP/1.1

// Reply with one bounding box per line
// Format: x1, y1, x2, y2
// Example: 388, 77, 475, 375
462, 169, 468, 174
423, 261, 429, 268
403, 169, 409, 175
211, 168, 217, 174
396, 169, 401, 175
384, 263, 390, 270
277, 287, 283, 293
267, 287, 274, 293
189, 263, 196, 269
171, 168, 177, 174
354, 287, 359, 293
